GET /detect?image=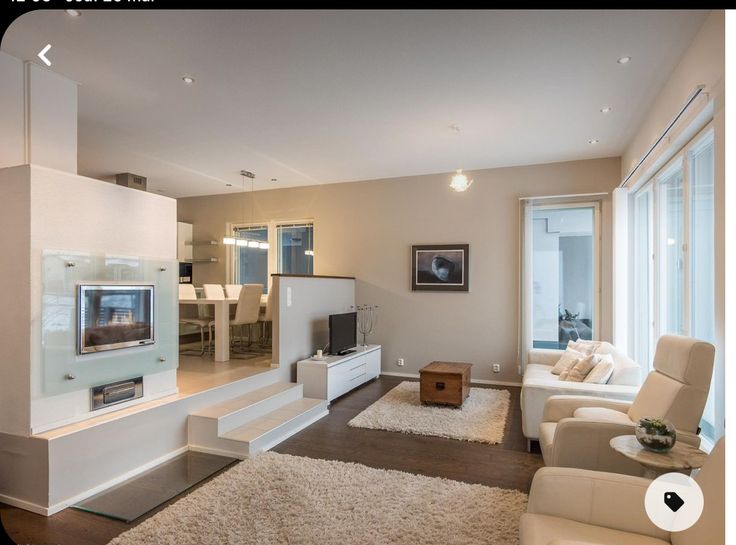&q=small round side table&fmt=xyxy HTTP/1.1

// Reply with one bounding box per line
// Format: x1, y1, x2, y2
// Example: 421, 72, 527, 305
609, 435, 708, 479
